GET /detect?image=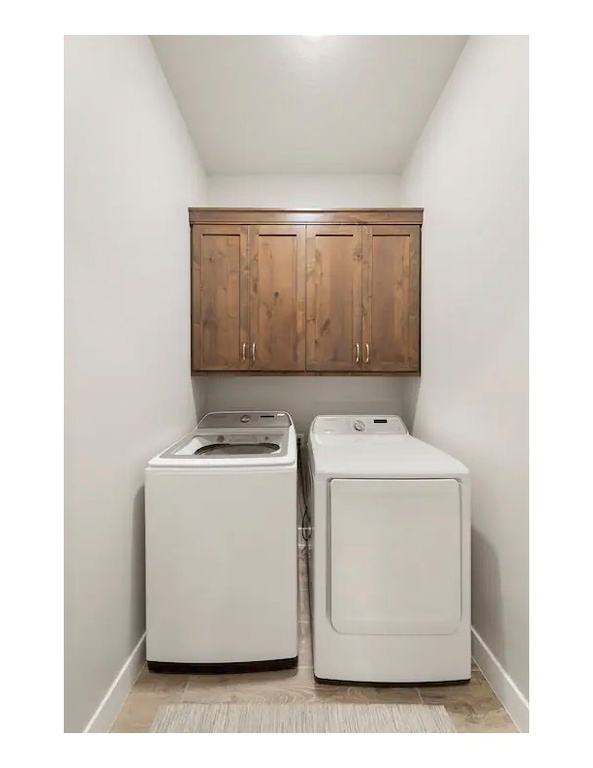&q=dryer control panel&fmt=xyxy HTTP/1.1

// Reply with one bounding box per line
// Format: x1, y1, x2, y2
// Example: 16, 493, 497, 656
311, 415, 408, 436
